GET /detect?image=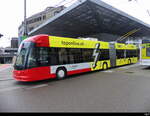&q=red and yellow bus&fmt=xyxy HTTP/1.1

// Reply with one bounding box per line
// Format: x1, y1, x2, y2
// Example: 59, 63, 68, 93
13, 34, 138, 82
